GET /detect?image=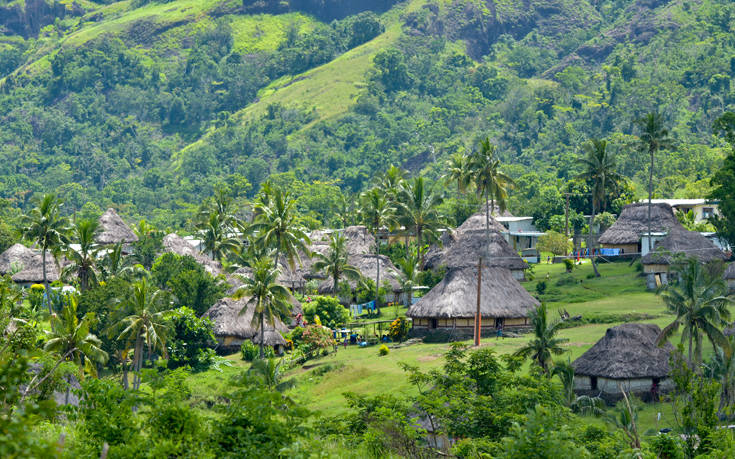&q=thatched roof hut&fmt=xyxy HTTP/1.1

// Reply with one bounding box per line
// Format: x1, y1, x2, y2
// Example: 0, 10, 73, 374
0, 243, 60, 284
641, 228, 726, 266
407, 267, 538, 333
725, 263, 735, 280
202, 297, 289, 352
573, 323, 673, 380
162, 233, 222, 276
598, 203, 682, 247
252, 329, 288, 347
96, 208, 138, 245
317, 253, 403, 294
